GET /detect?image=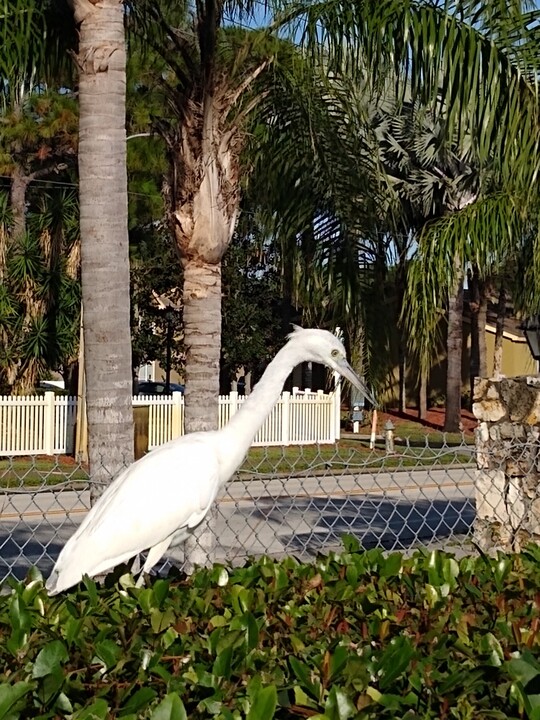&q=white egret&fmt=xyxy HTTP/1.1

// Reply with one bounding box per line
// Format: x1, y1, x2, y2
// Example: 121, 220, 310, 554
46, 327, 374, 595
